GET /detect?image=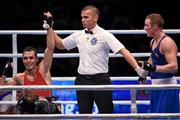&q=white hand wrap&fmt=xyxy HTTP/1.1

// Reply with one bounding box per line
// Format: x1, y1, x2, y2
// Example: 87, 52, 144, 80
135, 67, 149, 78
43, 20, 50, 30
